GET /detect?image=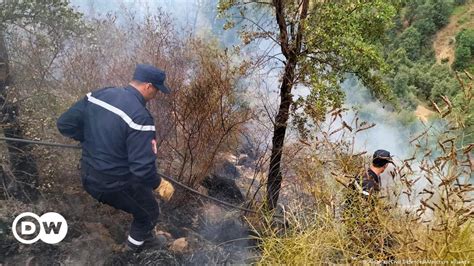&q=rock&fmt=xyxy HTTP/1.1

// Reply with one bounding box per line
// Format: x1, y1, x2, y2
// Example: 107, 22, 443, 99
214, 160, 240, 179
155, 230, 173, 240
237, 154, 254, 168
201, 175, 244, 204
197, 185, 208, 195
170, 238, 188, 253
